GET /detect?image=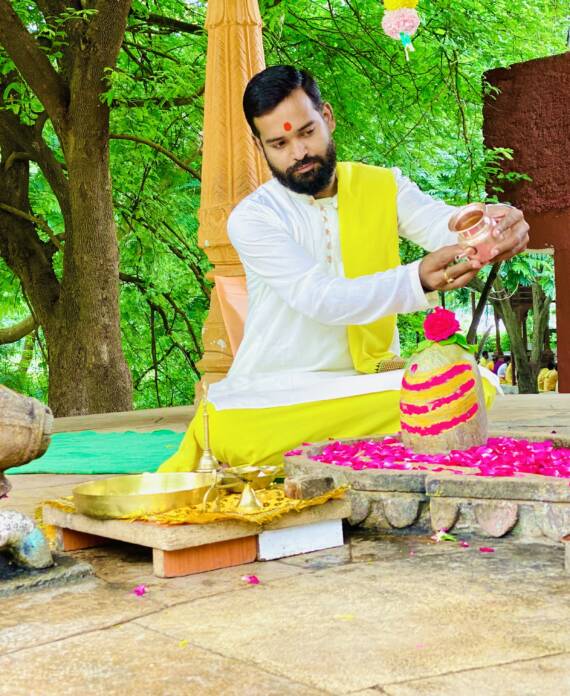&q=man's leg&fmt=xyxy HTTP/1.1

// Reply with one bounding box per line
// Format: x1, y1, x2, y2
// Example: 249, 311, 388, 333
159, 377, 497, 472
159, 390, 401, 471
